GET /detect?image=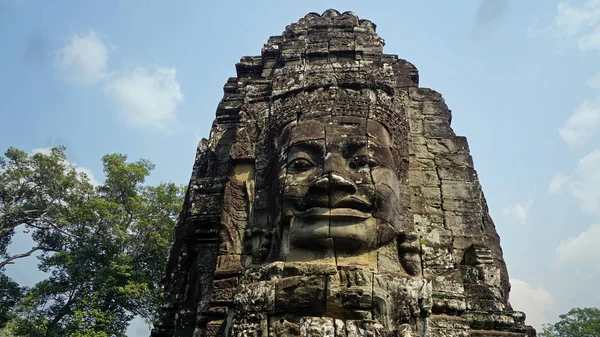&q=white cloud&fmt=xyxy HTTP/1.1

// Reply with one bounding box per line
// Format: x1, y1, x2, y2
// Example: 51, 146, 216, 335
548, 172, 569, 194
554, 3, 600, 146
552, 150, 600, 214
556, 0, 600, 36
55, 29, 108, 85
588, 71, 600, 88
75, 166, 100, 187
567, 150, 600, 214
559, 98, 600, 146
105, 67, 183, 129
503, 199, 533, 222
555, 0, 600, 52
509, 279, 556, 330
556, 224, 600, 264
579, 25, 600, 51
32, 148, 100, 186
53, 28, 184, 130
